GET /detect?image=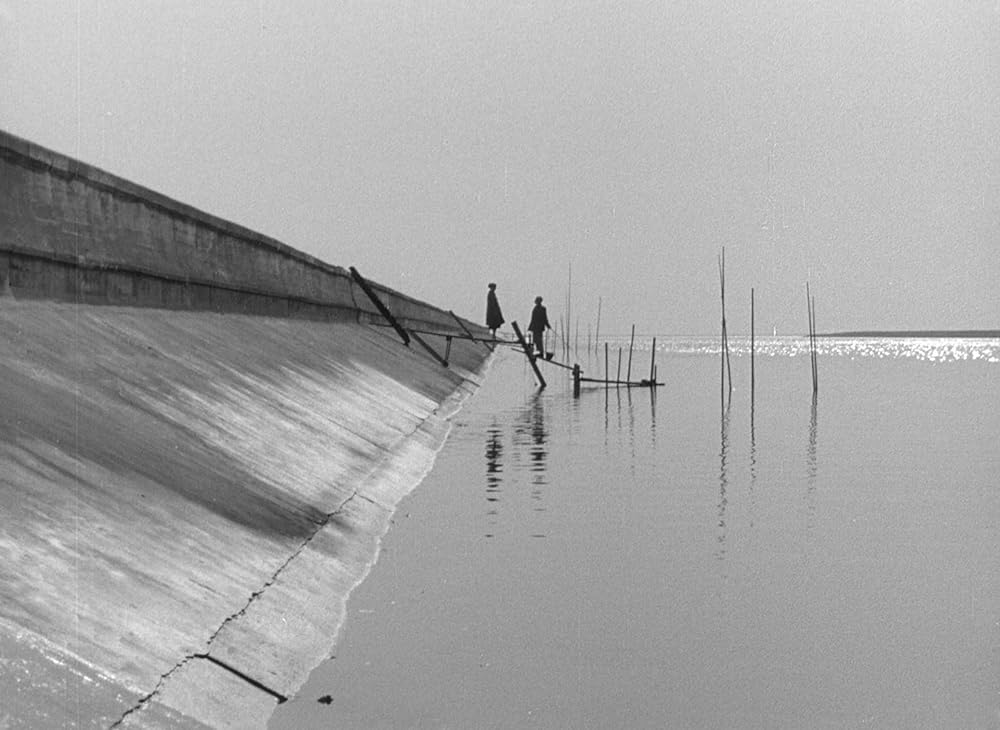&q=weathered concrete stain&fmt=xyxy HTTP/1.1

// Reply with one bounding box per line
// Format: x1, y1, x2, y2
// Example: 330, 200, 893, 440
0, 300, 491, 727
